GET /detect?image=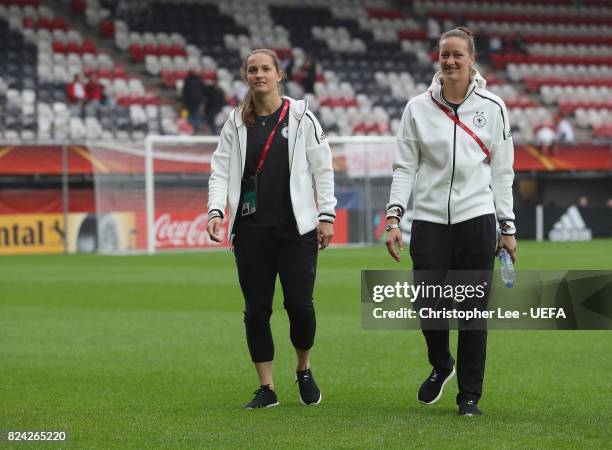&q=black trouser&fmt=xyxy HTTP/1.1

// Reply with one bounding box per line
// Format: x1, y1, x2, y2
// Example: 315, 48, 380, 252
233, 223, 318, 363
410, 214, 496, 404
